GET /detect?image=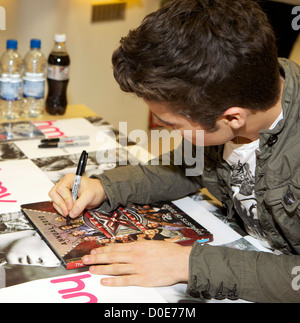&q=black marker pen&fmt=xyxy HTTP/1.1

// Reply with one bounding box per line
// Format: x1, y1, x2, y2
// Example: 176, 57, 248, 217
66, 150, 88, 225
38, 142, 89, 149
41, 136, 90, 143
